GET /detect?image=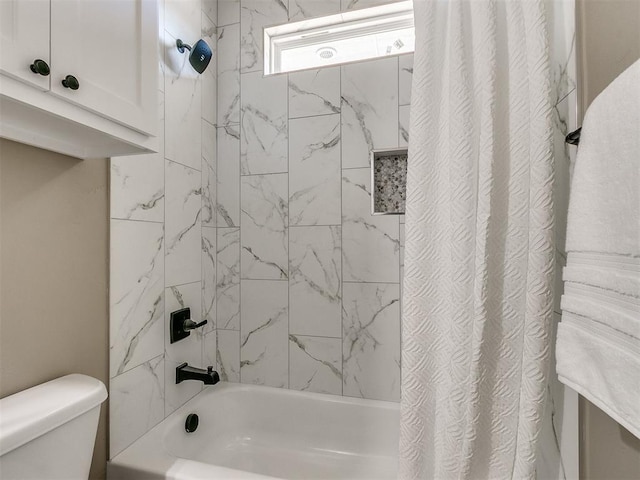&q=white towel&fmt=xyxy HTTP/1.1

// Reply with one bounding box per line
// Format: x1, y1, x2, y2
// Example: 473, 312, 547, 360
556, 59, 640, 439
